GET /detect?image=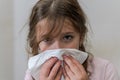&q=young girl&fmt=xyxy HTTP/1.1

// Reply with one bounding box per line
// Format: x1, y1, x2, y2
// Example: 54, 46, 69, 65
25, 0, 119, 80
